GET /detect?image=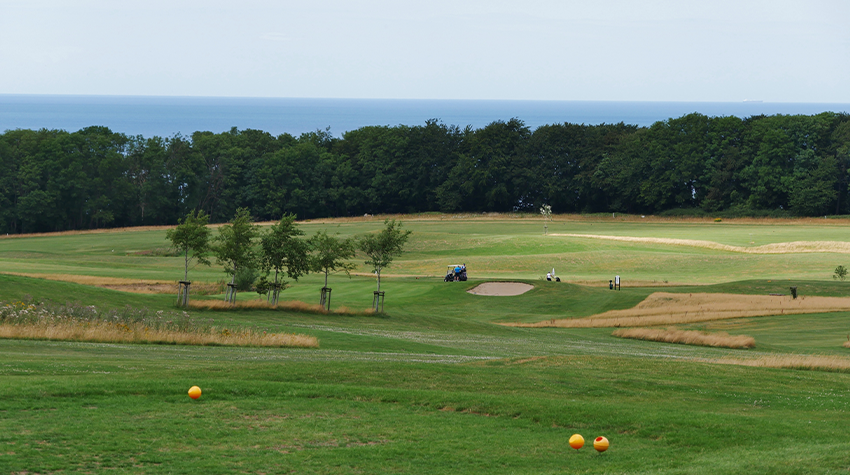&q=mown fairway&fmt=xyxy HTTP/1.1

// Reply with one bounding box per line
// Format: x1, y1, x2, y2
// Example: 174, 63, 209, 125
2, 215, 850, 474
